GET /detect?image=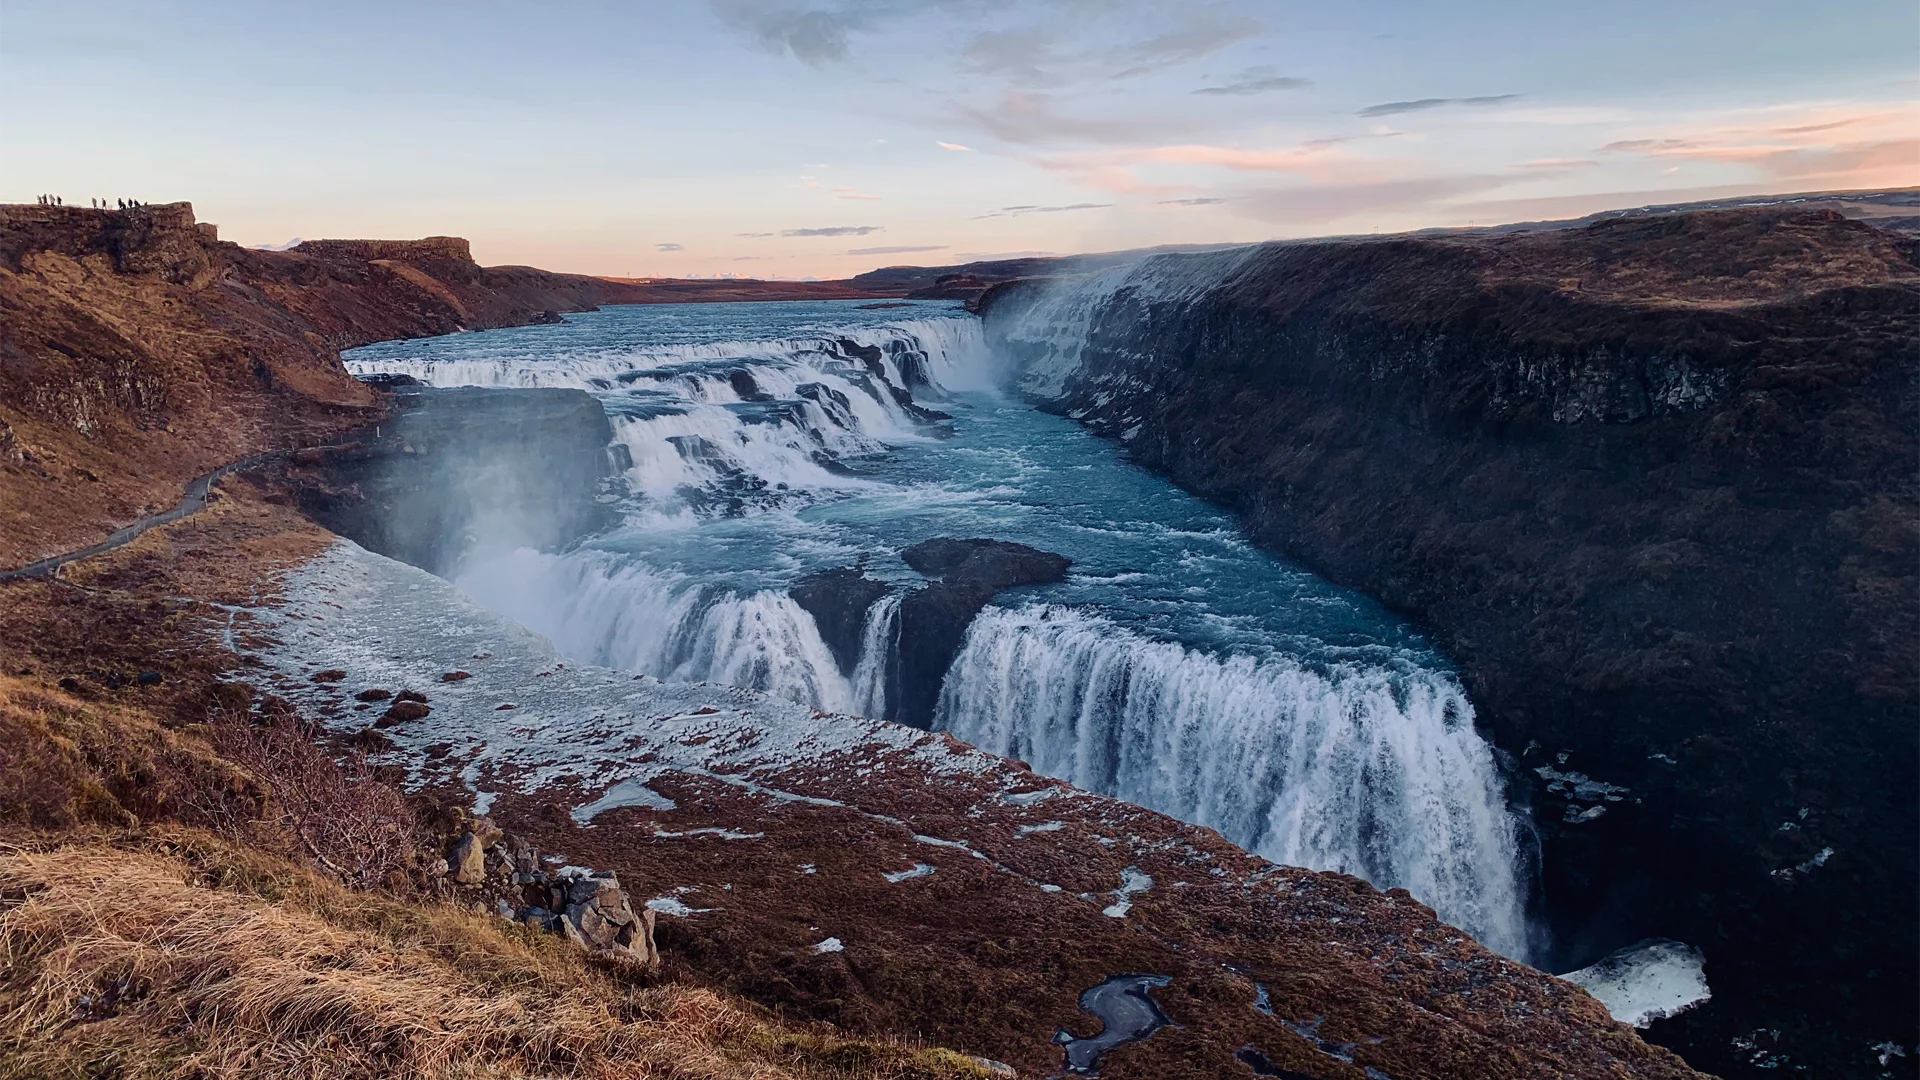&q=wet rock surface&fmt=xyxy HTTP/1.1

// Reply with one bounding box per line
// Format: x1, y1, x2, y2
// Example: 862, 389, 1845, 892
788, 539, 1073, 729
981, 207, 1920, 1077
279, 385, 623, 576
790, 567, 893, 675
901, 538, 1072, 590
896, 539, 1069, 729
